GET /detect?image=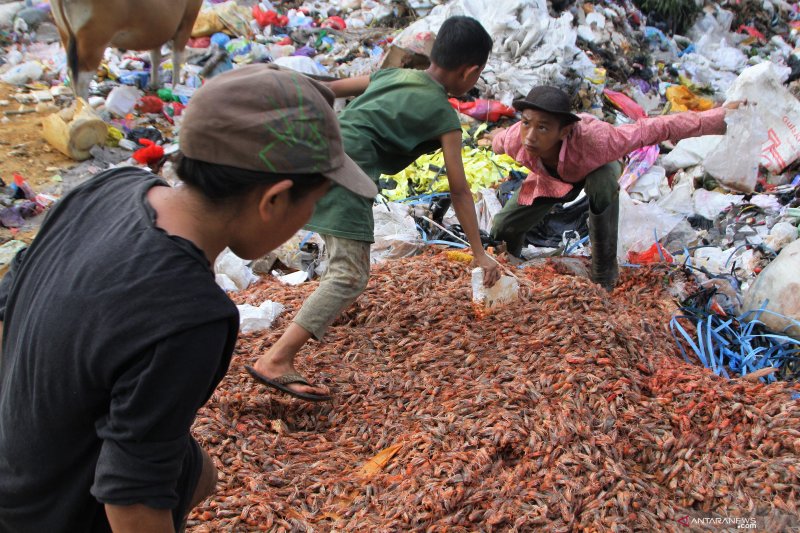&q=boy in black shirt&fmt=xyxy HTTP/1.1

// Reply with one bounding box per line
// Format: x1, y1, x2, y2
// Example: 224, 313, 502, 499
0, 65, 376, 533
